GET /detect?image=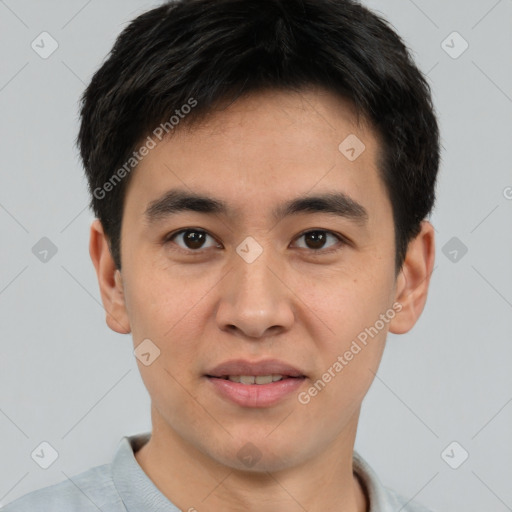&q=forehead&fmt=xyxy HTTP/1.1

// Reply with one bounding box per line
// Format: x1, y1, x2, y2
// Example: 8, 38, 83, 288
124, 87, 389, 225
